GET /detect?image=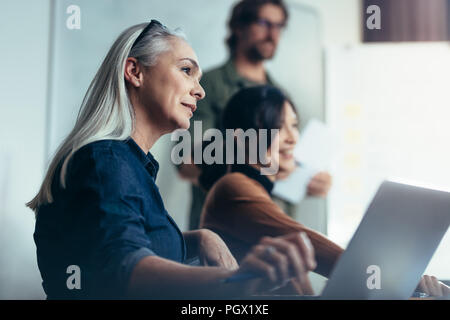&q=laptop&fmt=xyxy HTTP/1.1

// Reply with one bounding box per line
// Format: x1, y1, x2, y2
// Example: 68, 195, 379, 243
319, 180, 450, 299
